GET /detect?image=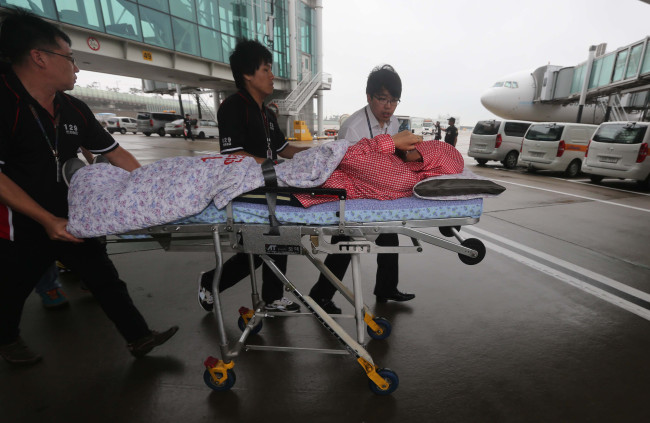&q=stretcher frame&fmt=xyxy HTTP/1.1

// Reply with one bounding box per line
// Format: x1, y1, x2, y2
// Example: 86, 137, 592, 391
119, 187, 486, 395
